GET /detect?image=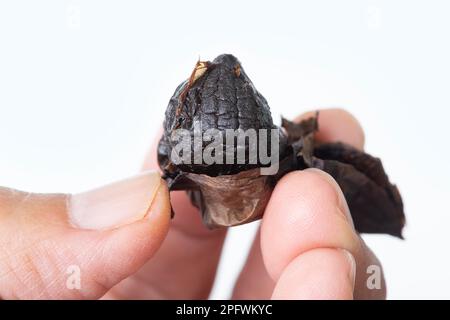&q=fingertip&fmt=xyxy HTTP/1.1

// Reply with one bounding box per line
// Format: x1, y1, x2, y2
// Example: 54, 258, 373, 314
89, 182, 171, 287
303, 168, 355, 227
108, 180, 171, 255
0, 181, 171, 299
295, 108, 365, 150
261, 169, 359, 281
